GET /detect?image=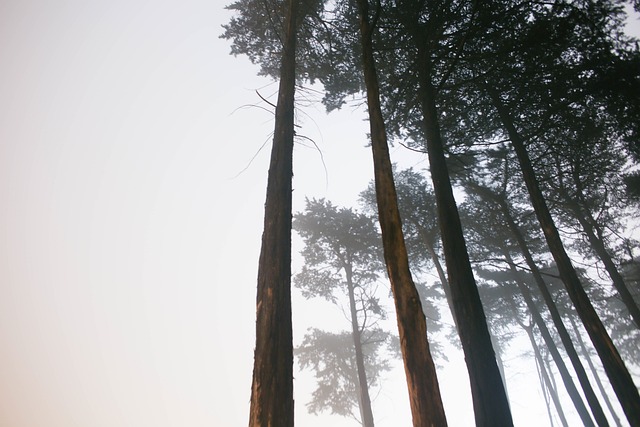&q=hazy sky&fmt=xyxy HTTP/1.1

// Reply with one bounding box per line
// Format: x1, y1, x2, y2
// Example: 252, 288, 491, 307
0, 2, 638, 426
